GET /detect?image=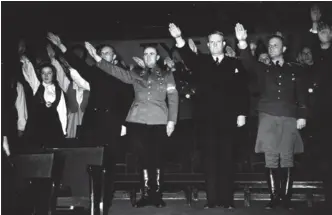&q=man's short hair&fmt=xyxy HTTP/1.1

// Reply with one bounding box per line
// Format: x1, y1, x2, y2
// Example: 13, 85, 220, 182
143, 46, 159, 55
268, 34, 285, 46
207, 31, 224, 41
